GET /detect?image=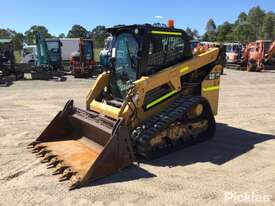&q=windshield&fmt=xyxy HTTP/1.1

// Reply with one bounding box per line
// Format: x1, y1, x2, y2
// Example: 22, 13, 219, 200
112, 32, 139, 98
233, 45, 240, 52
226, 44, 241, 53
47, 41, 59, 53
83, 40, 93, 60
264, 41, 271, 52
47, 41, 60, 62
23, 48, 34, 56
226, 45, 232, 52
